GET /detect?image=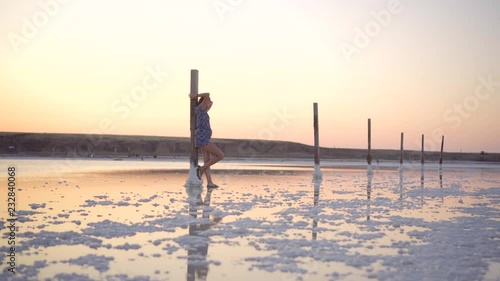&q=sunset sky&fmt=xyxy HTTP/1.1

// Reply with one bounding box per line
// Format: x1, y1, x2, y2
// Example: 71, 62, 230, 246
1, 0, 499, 153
